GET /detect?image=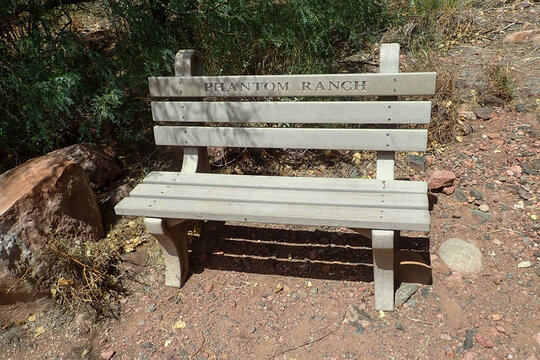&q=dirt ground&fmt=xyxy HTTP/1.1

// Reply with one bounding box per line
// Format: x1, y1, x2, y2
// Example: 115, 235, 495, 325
1, 3, 539, 360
